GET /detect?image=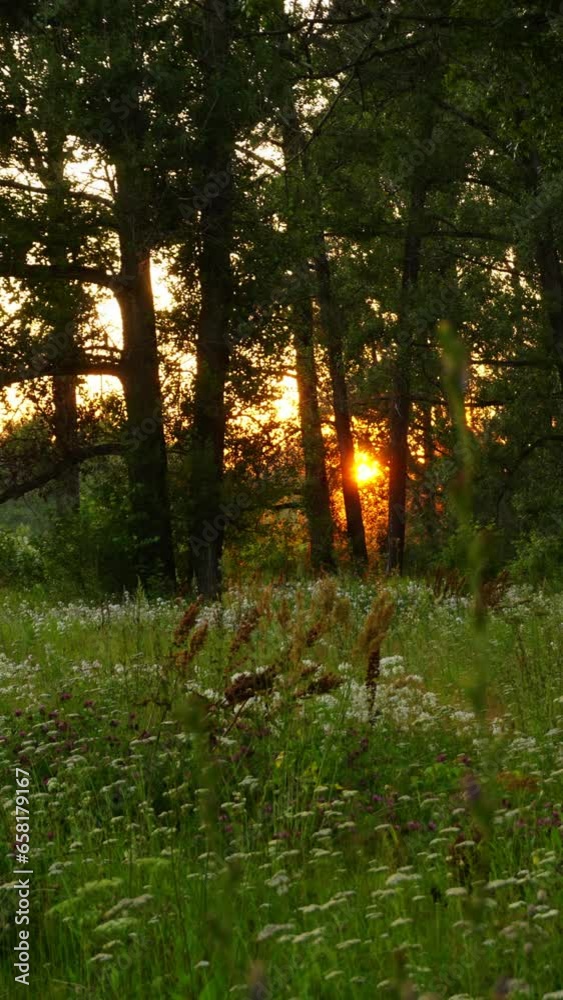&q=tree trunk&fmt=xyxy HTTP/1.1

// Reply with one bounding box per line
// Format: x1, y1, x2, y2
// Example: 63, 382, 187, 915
40, 149, 81, 515
386, 181, 427, 574
293, 292, 336, 571
314, 245, 368, 568
53, 374, 80, 514
188, 0, 236, 599
280, 89, 336, 572
536, 229, 563, 392
116, 163, 176, 592
520, 149, 563, 392
387, 356, 412, 574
